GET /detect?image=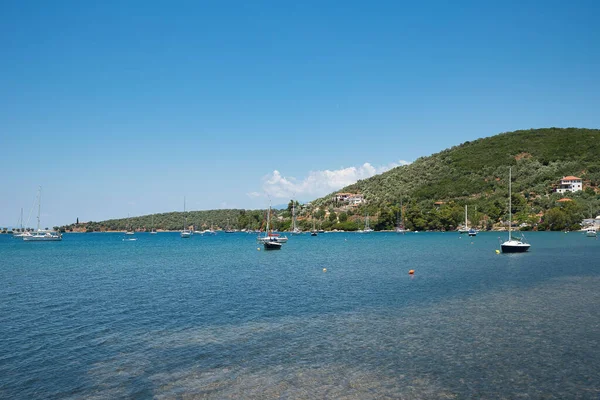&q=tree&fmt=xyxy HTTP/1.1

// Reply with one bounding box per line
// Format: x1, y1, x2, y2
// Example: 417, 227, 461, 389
328, 212, 337, 222
338, 212, 348, 222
